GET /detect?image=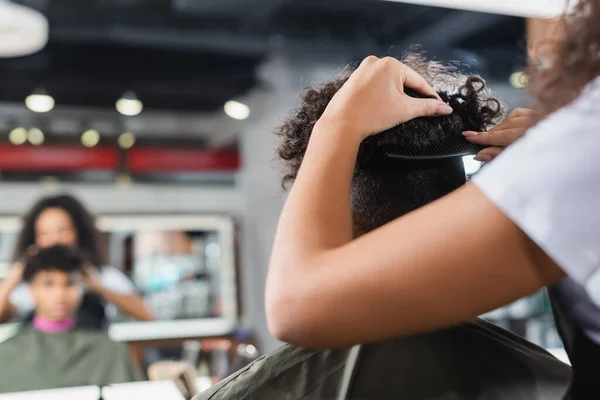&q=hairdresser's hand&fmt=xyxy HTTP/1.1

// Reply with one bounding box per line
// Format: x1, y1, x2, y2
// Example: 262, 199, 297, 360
4, 245, 38, 289
462, 108, 539, 162
3, 262, 24, 289
318, 56, 454, 140
81, 264, 103, 293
